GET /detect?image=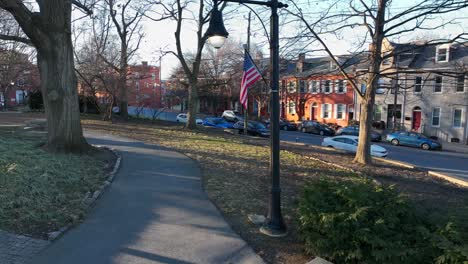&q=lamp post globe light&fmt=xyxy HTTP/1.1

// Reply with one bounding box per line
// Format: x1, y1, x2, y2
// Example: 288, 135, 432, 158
206, 0, 288, 237
205, 1, 229, 49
